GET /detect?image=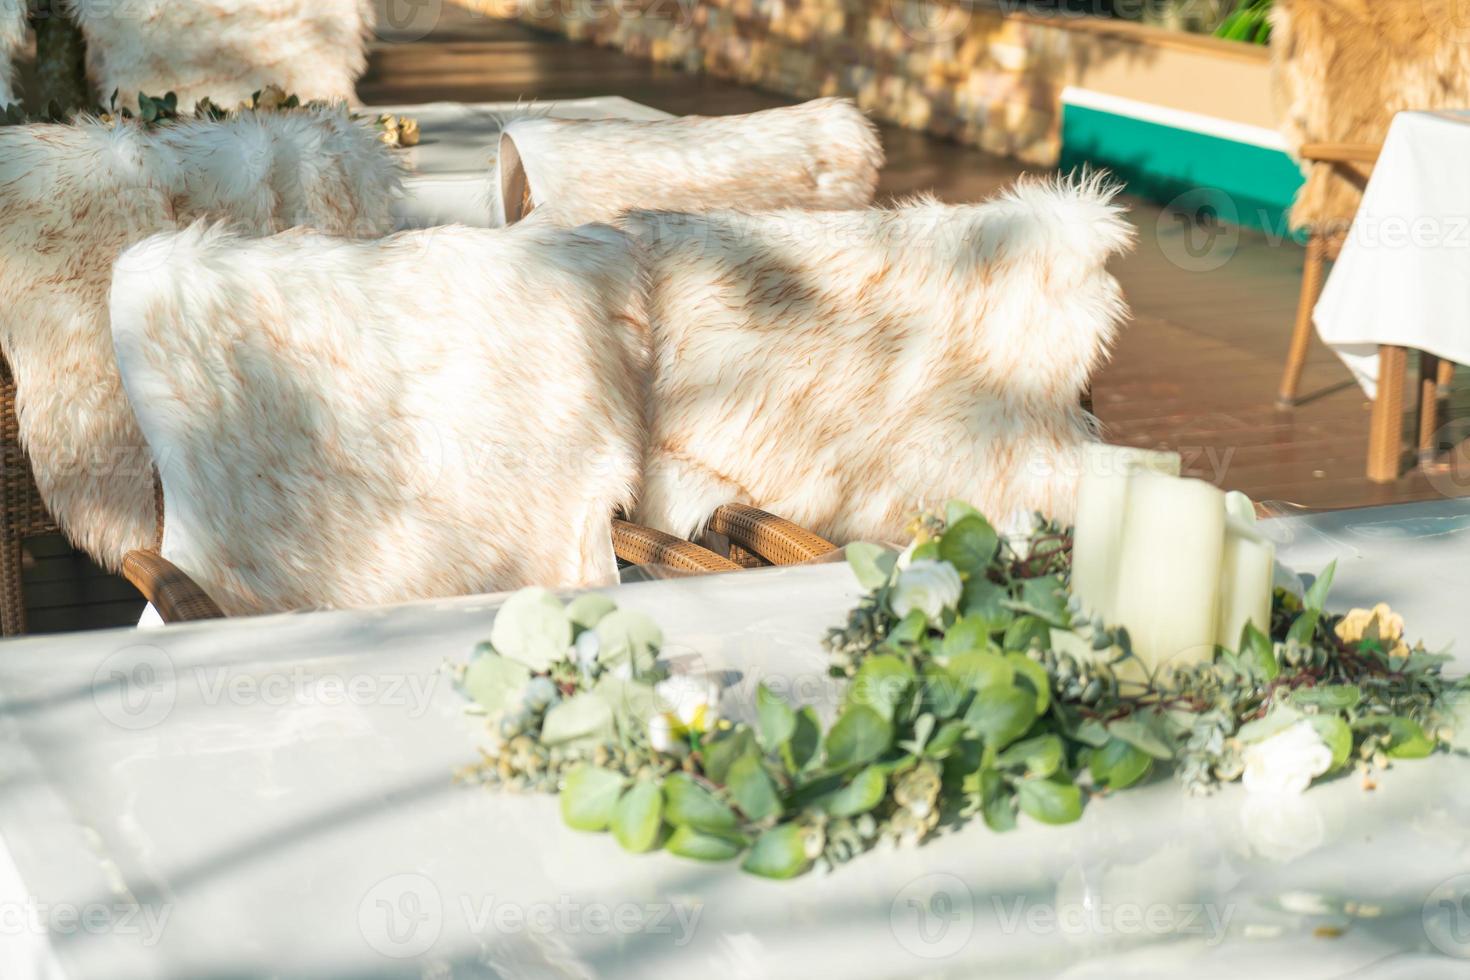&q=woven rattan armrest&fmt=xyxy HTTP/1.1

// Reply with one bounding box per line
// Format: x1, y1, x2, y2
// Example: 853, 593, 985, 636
120, 550, 226, 623
706, 504, 837, 566
611, 520, 741, 573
